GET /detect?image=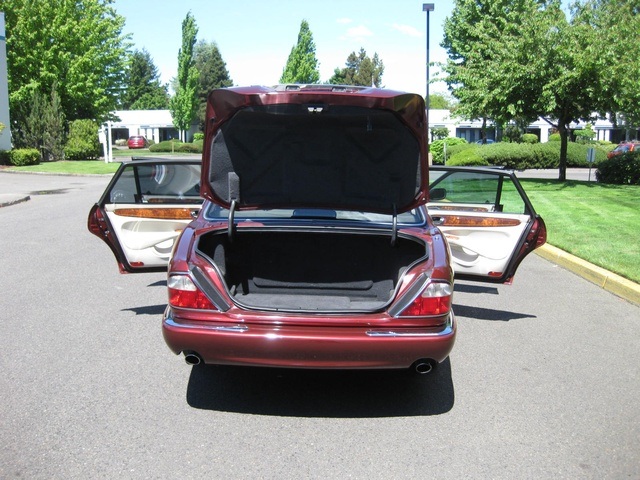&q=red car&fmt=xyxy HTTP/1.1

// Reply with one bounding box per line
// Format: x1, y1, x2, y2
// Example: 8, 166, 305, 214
89, 85, 546, 374
607, 140, 640, 158
607, 141, 640, 158
127, 135, 149, 149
